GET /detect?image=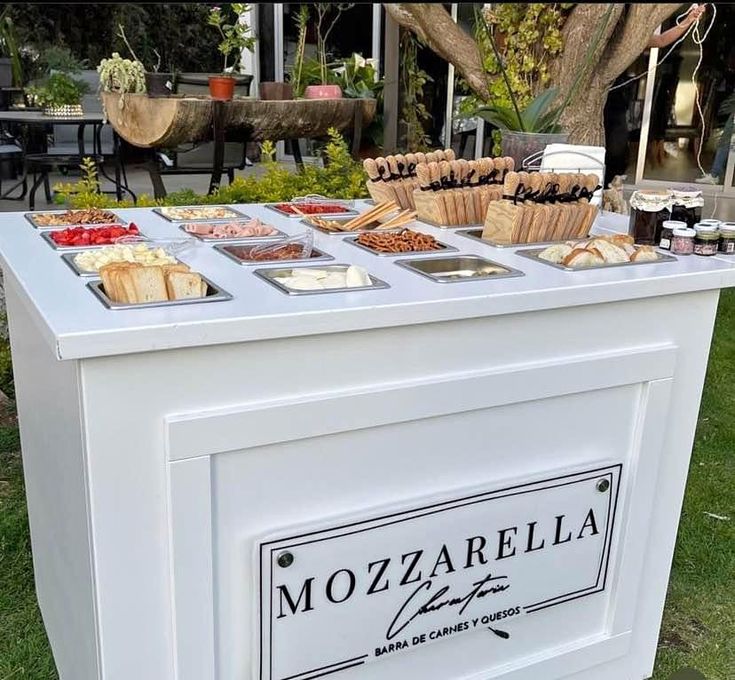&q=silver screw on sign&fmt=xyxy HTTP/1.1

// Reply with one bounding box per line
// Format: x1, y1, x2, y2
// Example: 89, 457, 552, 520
277, 551, 294, 568
596, 478, 611, 493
